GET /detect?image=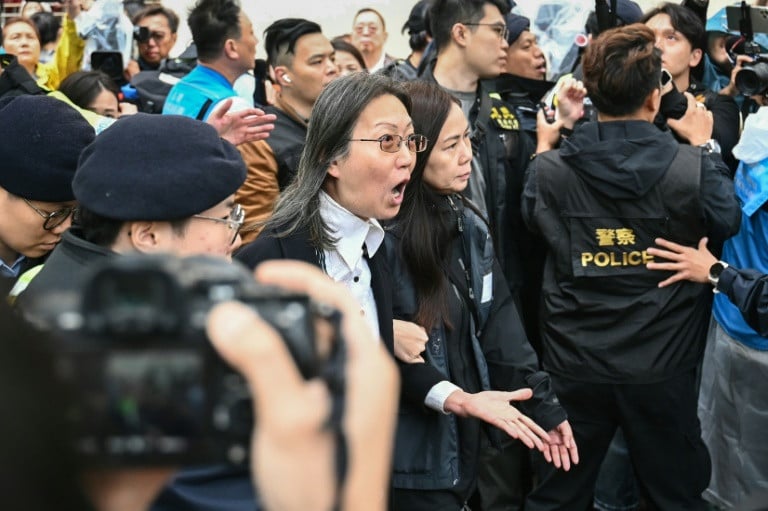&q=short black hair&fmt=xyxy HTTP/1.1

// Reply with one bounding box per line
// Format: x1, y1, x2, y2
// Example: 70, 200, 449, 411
30, 11, 60, 46
78, 207, 189, 248
188, 0, 242, 61
132, 5, 181, 34
58, 70, 120, 112
263, 18, 322, 68
429, 0, 510, 52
